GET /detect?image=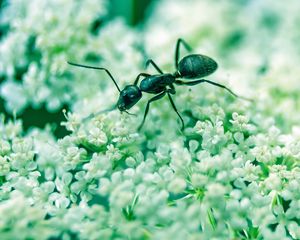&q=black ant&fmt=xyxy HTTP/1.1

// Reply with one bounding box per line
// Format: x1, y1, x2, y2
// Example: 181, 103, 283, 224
68, 38, 248, 131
